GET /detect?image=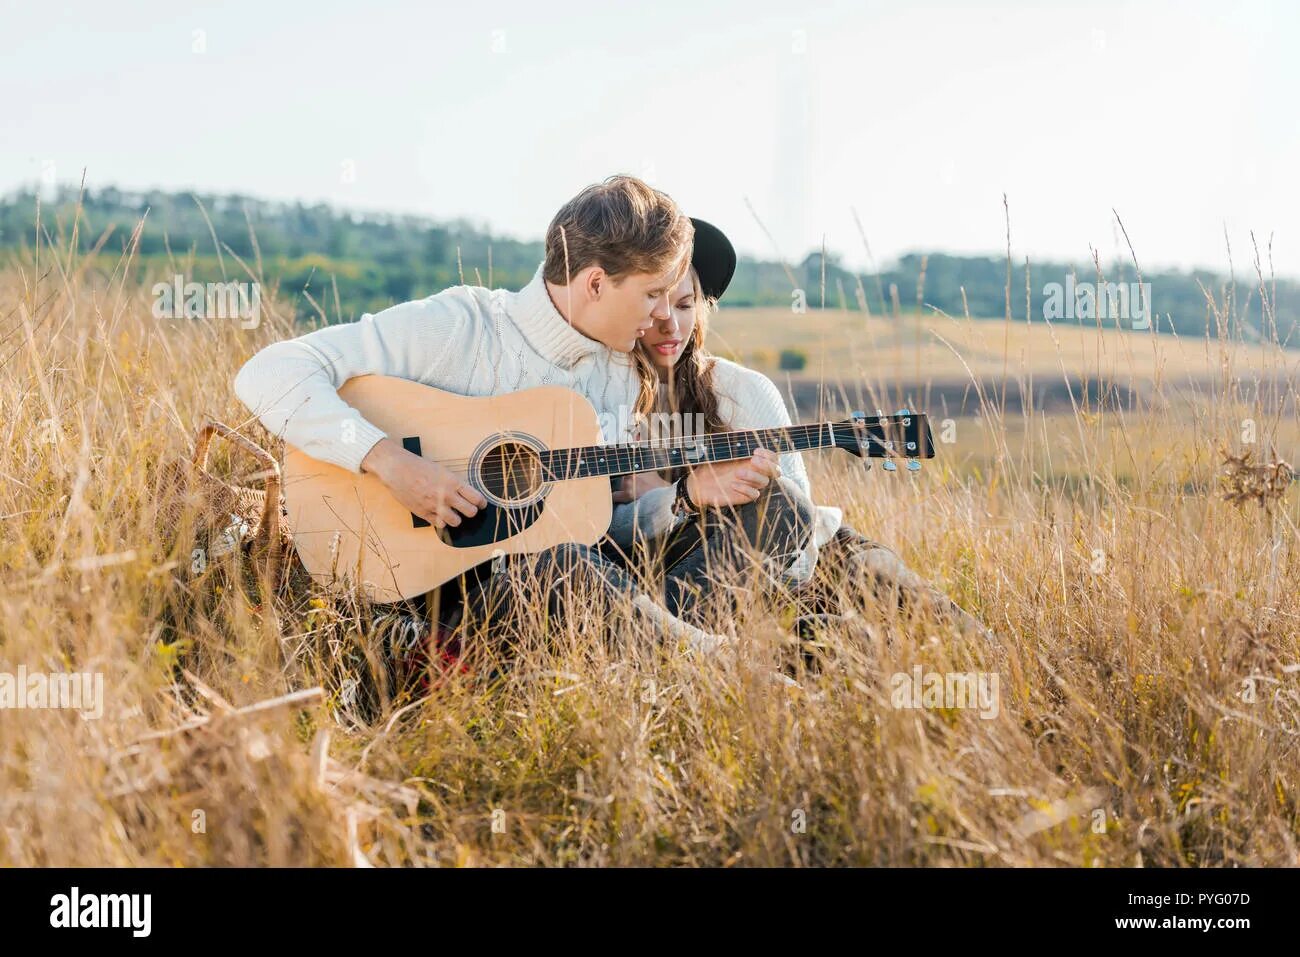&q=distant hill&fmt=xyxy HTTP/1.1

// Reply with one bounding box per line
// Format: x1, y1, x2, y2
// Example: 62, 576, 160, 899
2, 185, 1294, 343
